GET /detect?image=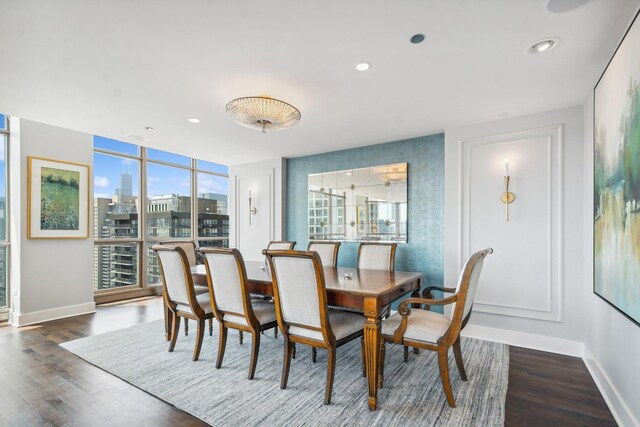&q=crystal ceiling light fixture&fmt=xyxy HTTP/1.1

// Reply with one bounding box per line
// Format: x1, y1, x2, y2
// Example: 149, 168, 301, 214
225, 96, 301, 133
